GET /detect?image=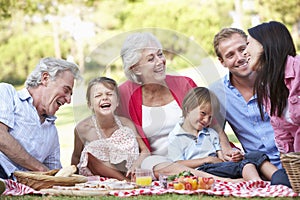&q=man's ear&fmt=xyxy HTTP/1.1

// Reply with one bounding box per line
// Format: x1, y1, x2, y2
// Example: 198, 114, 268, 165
218, 57, 225, 67
41, 72, 50, 85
